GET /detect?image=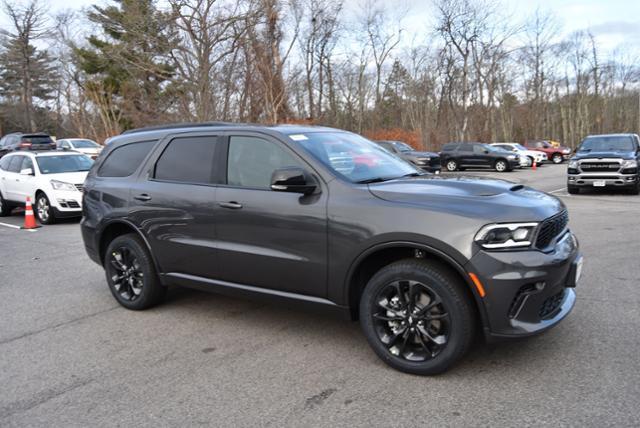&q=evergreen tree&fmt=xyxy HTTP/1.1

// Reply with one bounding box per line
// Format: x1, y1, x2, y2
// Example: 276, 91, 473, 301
0, 0, 58, 132
75, 0, 176, 130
